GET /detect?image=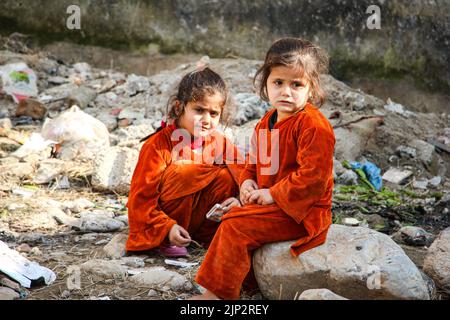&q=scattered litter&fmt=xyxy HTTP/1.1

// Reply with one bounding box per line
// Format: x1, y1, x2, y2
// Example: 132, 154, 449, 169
343, 218, 360, 227
103, 198, 125, 210
428, 176, 441, 187
7, 203, 26, 211
12, 132, 57, 159
148, 289, 158, 297
427, 138, 450, 154
0, 240, 56, 288
41, 105, 110, 160
382, 168, 413, 185
0, 62, 38, 102
127, 269, 145, 276
12, 187, 35, 198
383, 98, 415, 118
164, 259, 199, 268
413, 179, 428, 190
396, 145, 416, 158
30, 247, 42, 256
384, 98, 405, 114
120, 257, 145, 268
94, 239, 109, 245
89, 296, 111, 300
51, 175, 71, 189
342, 160, 382, 191
37, 94, 54, 103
